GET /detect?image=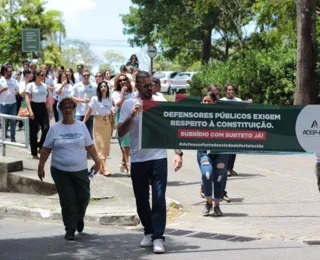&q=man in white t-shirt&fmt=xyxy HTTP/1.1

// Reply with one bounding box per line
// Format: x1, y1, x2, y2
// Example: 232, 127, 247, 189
0, 66, 19, 142
118, 71, 183, 254
72, 69, 96, 139
74, 64, 84, 83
